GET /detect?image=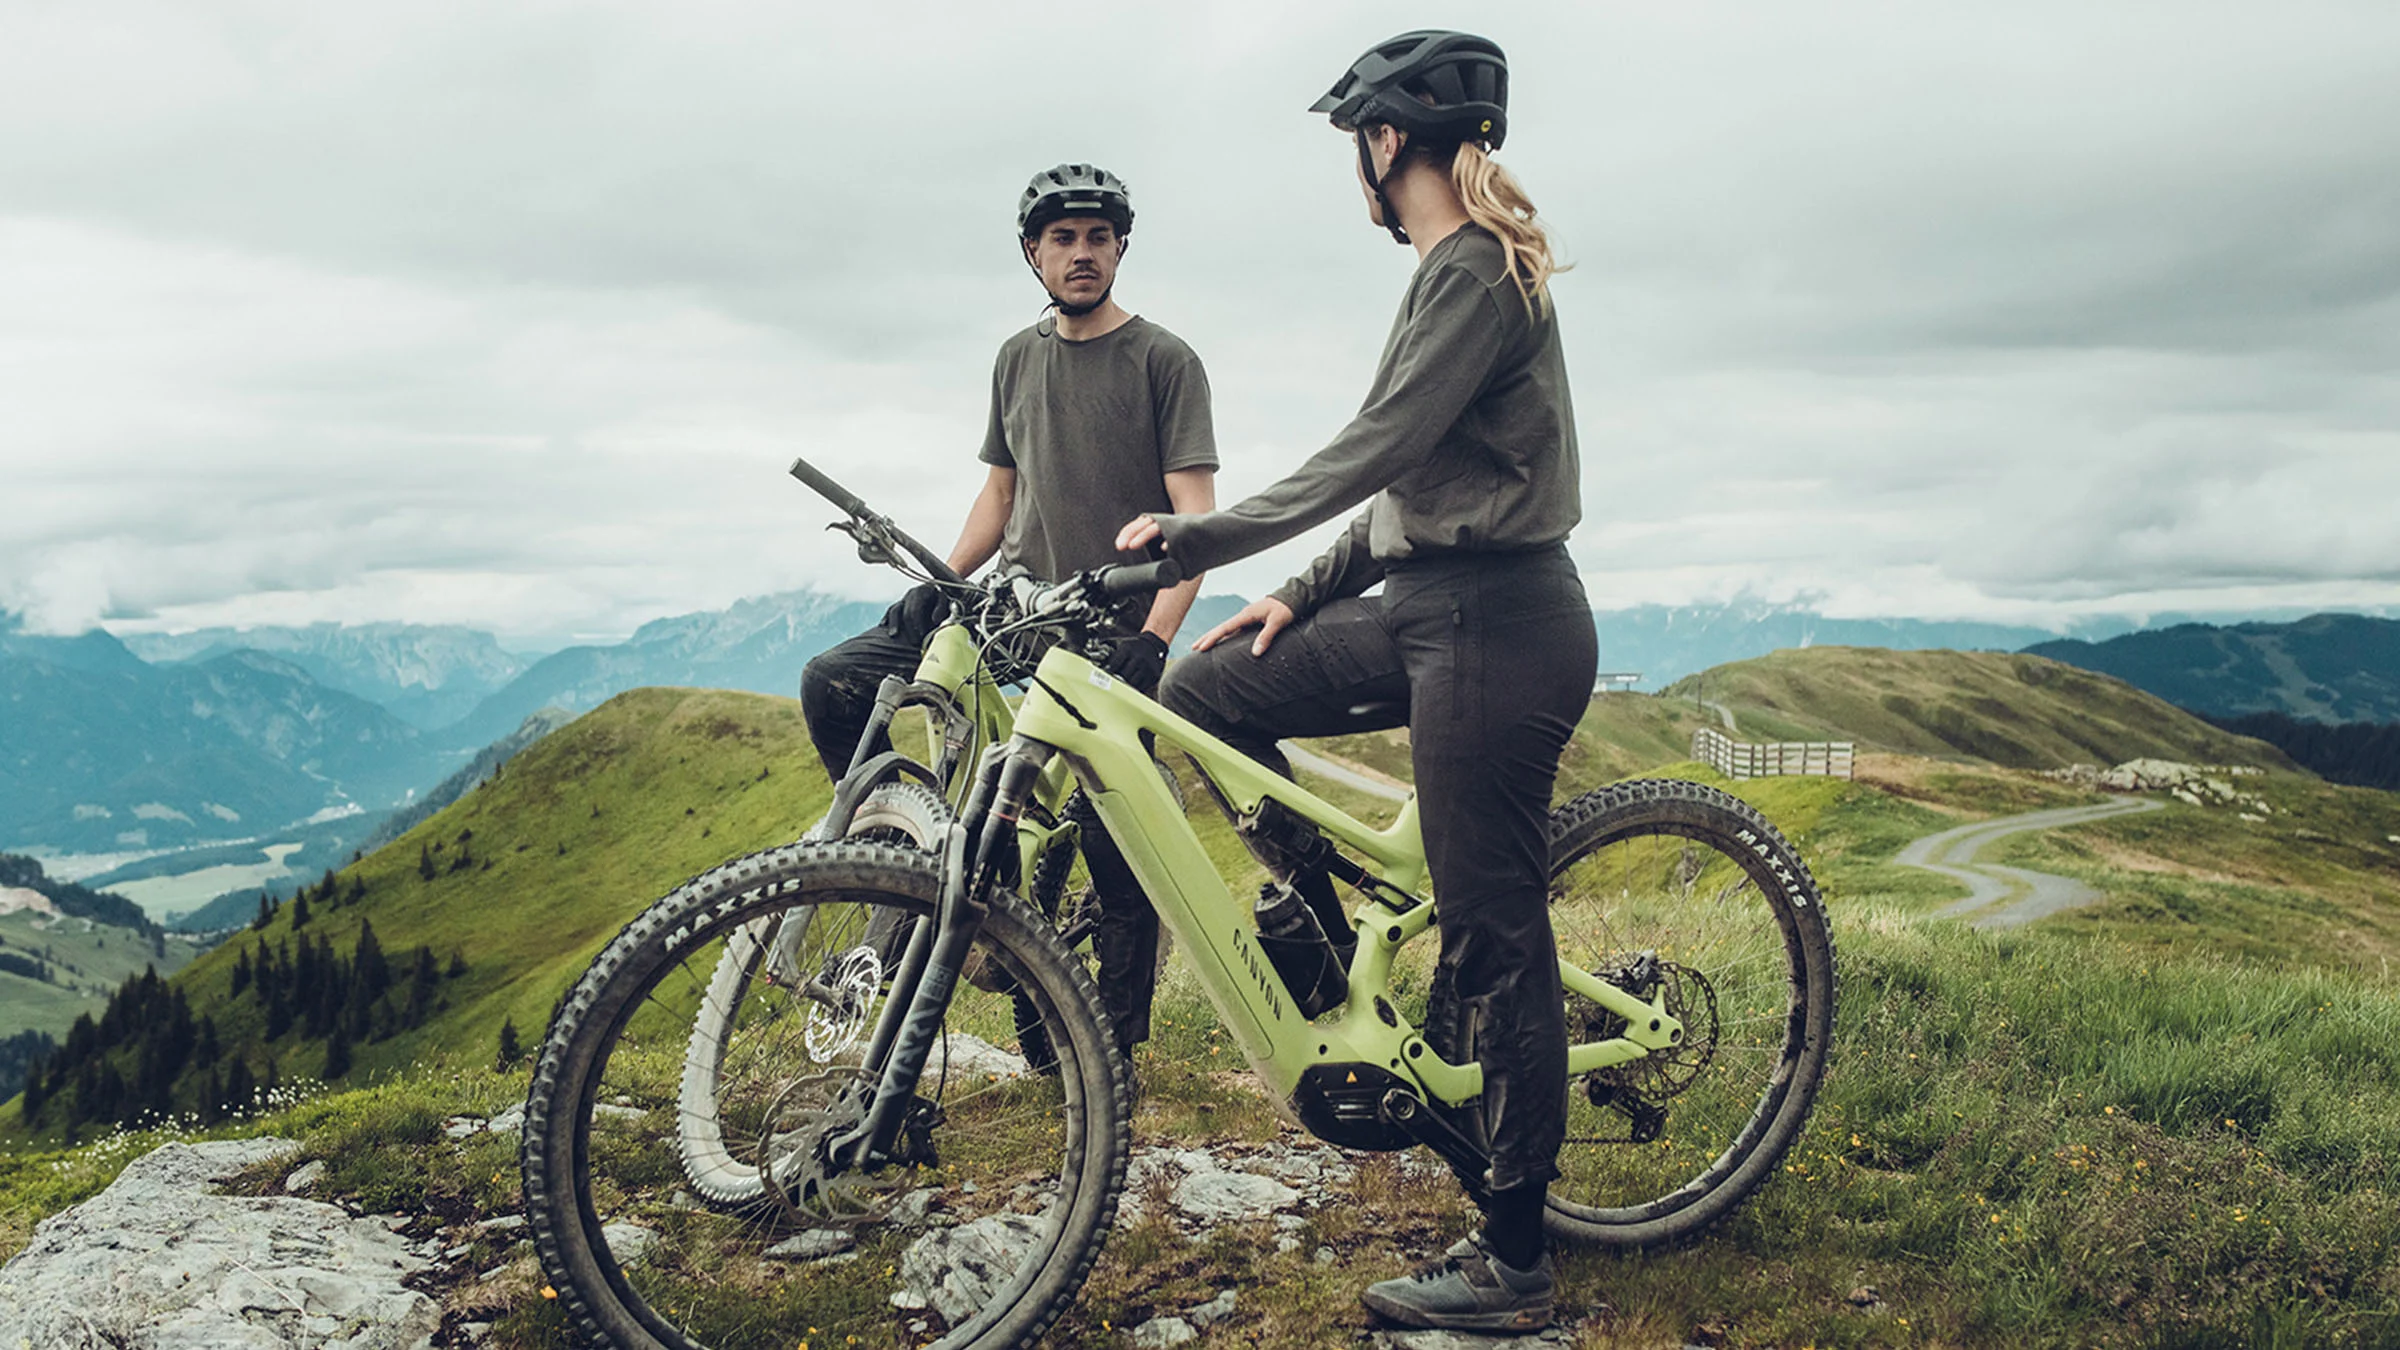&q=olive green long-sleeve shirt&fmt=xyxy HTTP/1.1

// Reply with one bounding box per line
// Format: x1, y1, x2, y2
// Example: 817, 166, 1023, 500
1153, 223, 1580, 616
